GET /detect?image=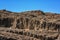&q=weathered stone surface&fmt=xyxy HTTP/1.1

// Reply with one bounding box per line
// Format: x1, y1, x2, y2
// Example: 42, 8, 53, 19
0, 9, 60, 40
